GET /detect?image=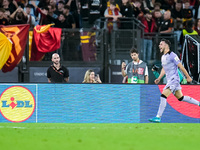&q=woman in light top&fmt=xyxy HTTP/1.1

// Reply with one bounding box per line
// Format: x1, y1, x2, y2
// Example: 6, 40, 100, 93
82, 69, 102, 83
